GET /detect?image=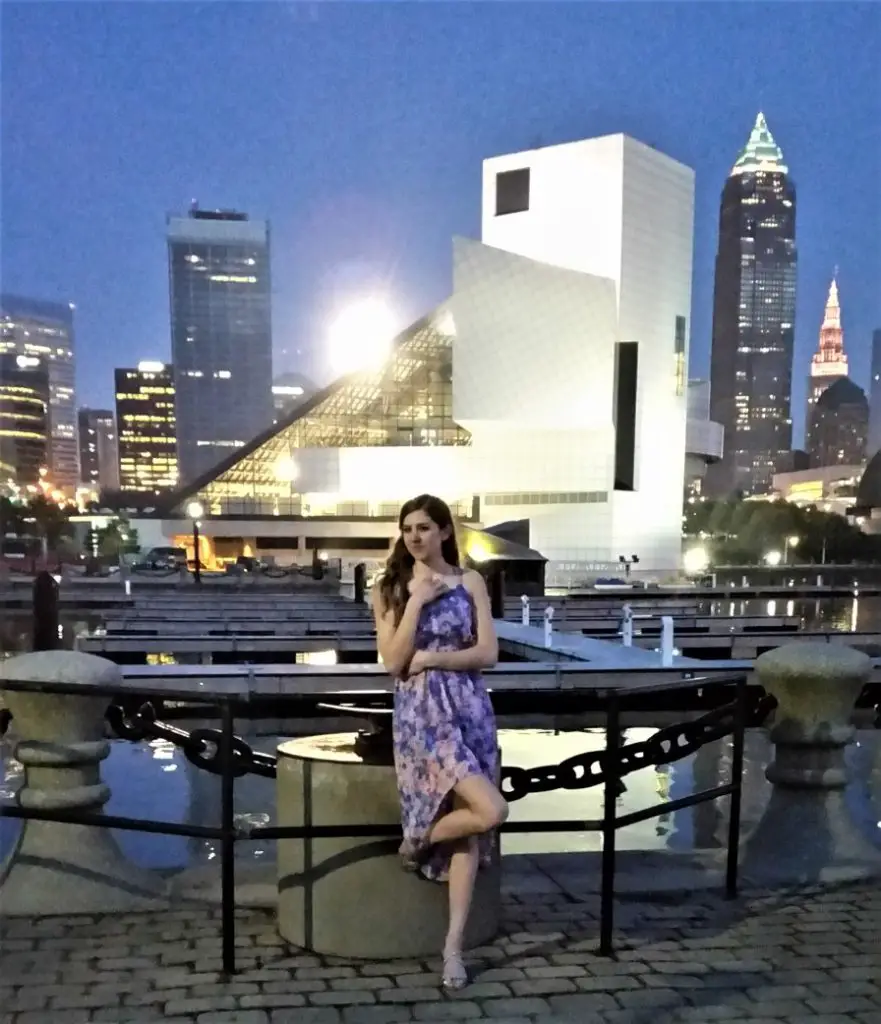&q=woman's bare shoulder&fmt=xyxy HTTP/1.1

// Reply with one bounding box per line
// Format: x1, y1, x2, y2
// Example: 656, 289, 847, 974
460, 568, 487, 593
